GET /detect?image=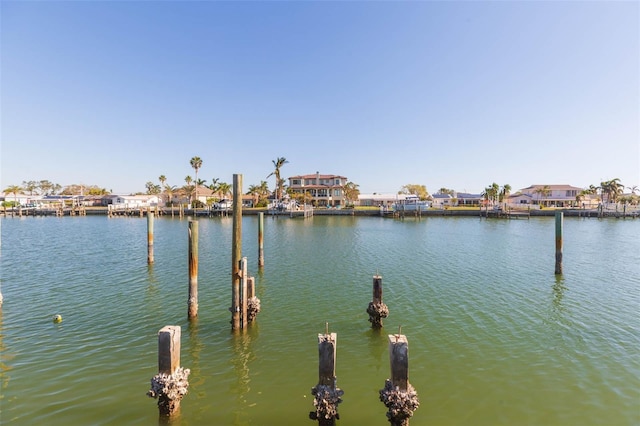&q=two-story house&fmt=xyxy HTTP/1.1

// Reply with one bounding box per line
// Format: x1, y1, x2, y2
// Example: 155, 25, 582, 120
511, 184, 590, 207
288, 172, 348, 207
